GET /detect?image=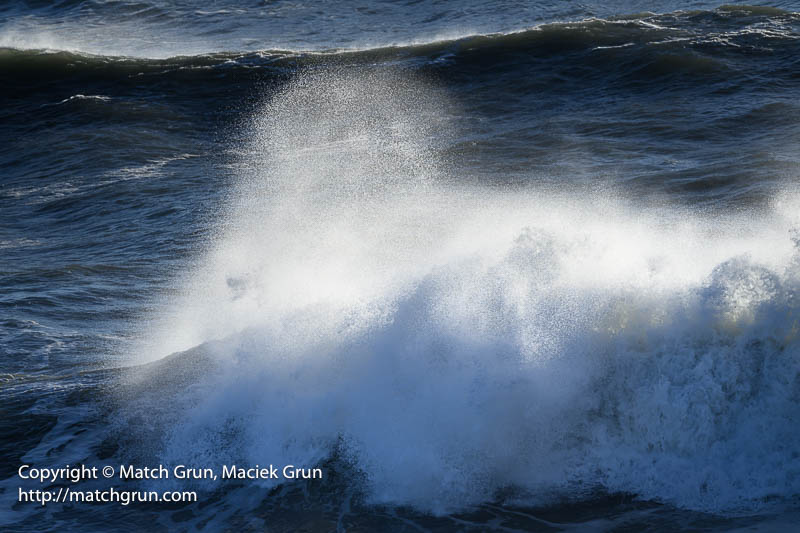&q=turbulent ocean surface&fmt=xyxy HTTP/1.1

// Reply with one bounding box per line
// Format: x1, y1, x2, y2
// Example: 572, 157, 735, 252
3, 1, 800, 531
